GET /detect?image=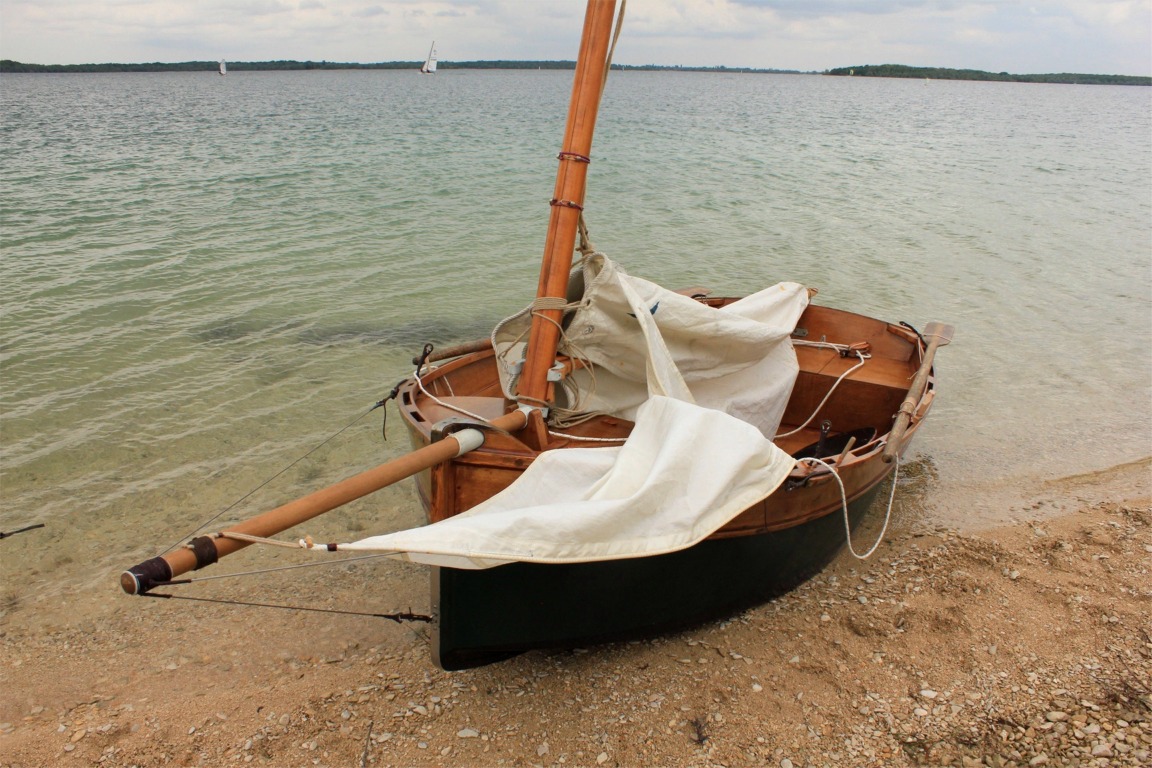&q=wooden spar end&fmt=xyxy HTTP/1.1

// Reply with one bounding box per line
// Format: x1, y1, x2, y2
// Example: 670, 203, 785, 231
121, 556, 174, 595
